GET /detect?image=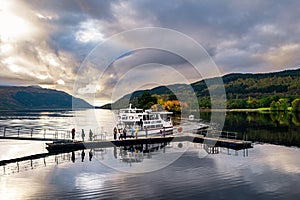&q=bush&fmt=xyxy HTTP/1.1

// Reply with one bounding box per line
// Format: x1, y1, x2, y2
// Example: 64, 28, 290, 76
292, 99, 300, 112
